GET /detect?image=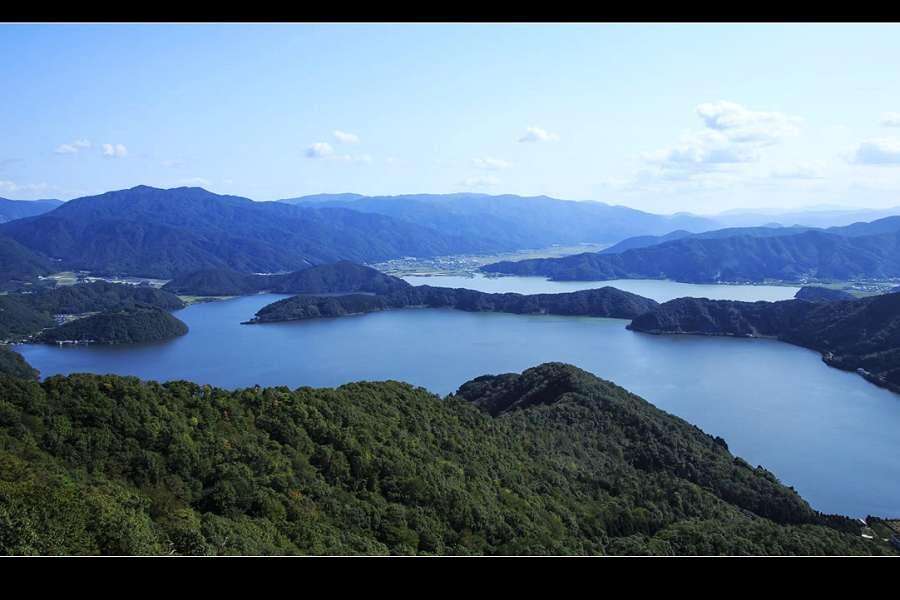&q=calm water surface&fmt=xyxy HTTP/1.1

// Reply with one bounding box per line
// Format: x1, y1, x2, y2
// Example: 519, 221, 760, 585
17, 278, 900, 518
401, 273, 800, 302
